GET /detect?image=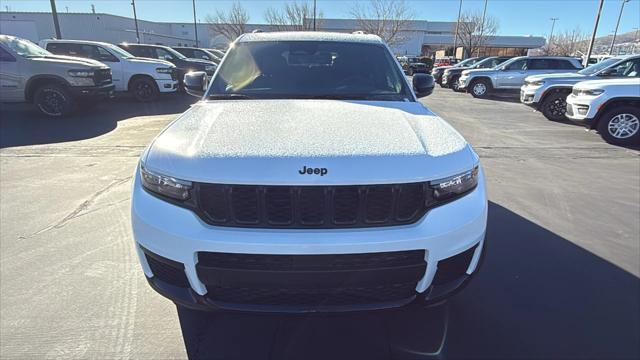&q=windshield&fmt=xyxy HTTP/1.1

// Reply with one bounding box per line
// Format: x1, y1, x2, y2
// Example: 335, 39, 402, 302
455, 58, 478, 67
578, 57, 621, 75
0, 36, 50, 57
106, 43, 134, 59
208, 41, 412, 101
165, 47, 187, 60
